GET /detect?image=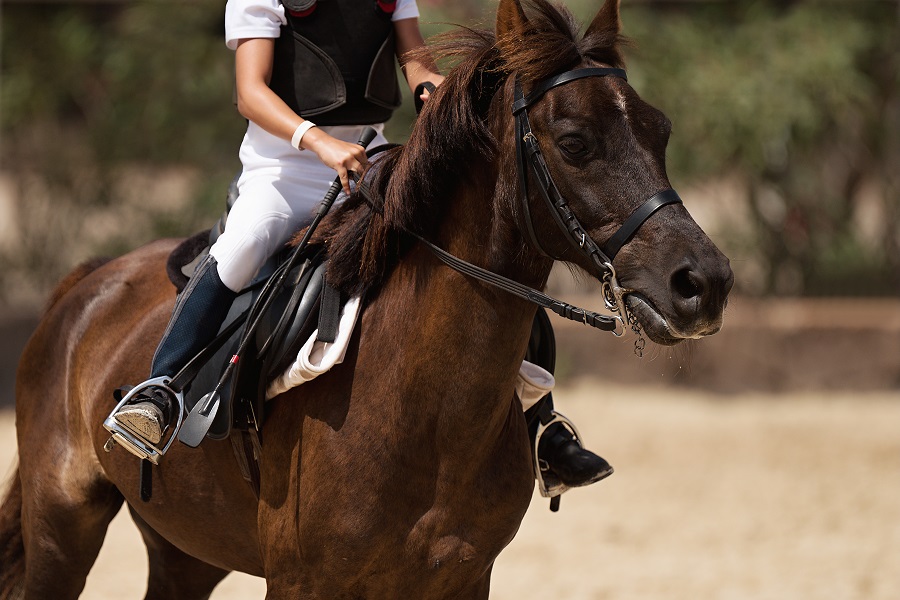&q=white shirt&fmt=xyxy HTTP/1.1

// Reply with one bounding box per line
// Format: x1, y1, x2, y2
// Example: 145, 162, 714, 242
225, 0, 420, 50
